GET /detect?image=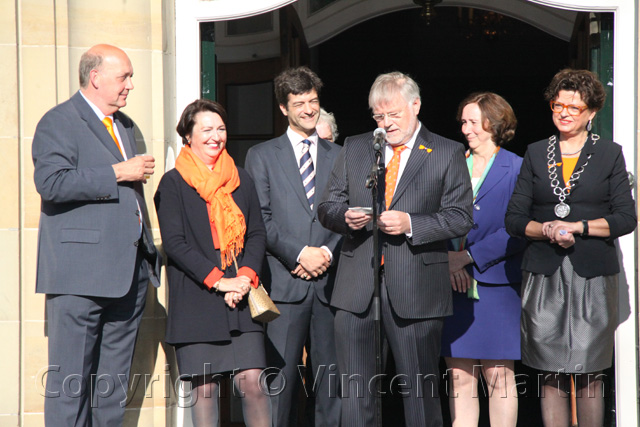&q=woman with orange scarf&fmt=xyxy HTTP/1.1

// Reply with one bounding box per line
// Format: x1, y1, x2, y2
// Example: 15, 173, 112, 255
155, 99, 269, 426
